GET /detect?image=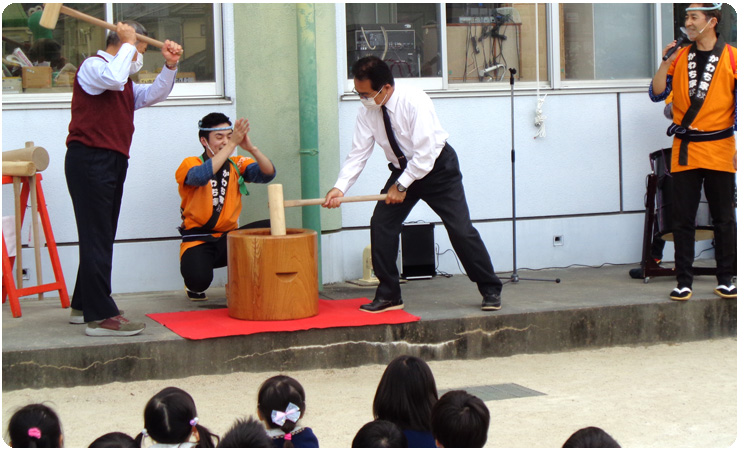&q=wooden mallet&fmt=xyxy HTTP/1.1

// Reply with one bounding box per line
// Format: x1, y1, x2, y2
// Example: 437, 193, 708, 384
268, 184, 386, 236
39, 3, 164, 48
